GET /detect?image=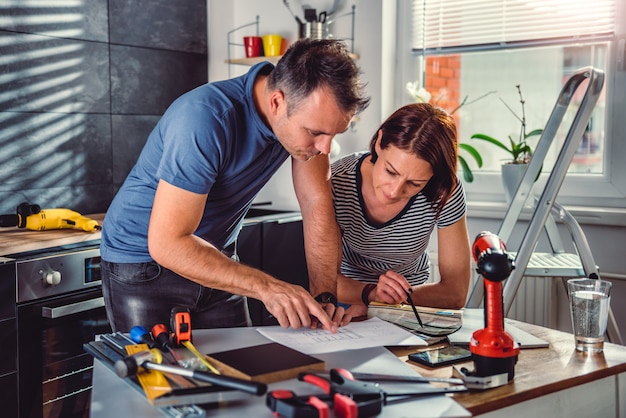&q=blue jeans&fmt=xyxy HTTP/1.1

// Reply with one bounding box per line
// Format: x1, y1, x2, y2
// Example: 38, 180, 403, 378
101, 260, 251, 332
